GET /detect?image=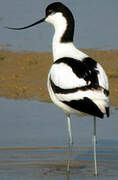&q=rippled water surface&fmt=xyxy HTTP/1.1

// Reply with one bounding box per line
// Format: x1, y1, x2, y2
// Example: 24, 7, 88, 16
0, 98, 118, 179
